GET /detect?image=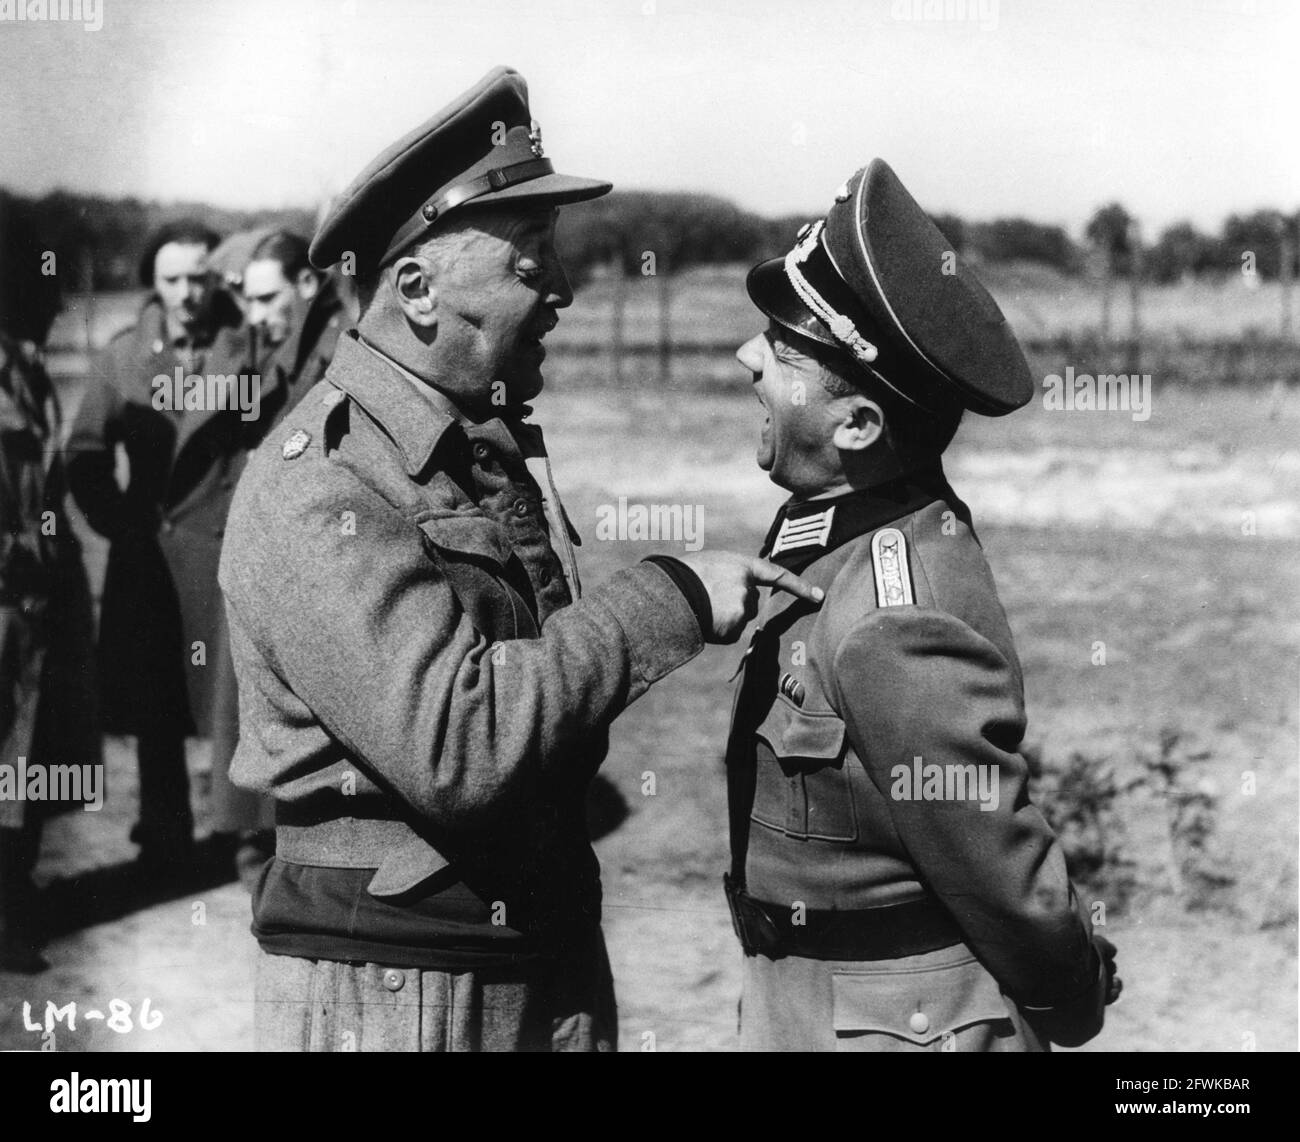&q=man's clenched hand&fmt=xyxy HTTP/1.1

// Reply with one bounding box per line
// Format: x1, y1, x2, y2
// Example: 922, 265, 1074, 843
677, 552, 824, 643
